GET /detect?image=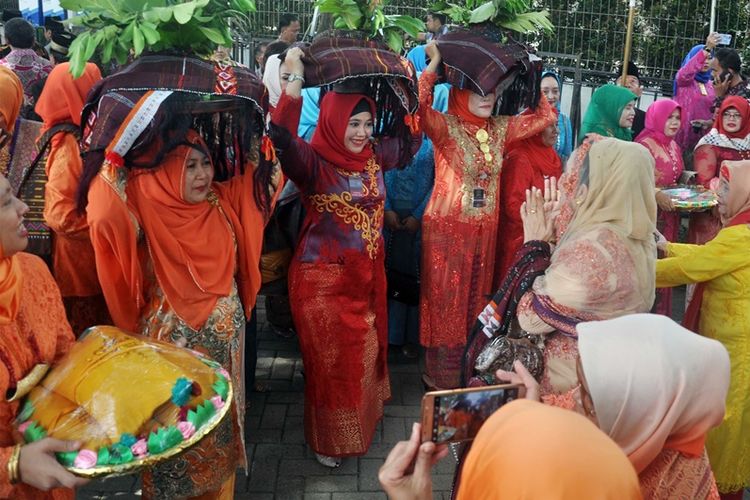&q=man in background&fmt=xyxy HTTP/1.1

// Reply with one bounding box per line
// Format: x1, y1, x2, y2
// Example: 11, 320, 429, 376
0, 17, 52, 104
615, 61, 646, 137
277, 13, 300, 44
